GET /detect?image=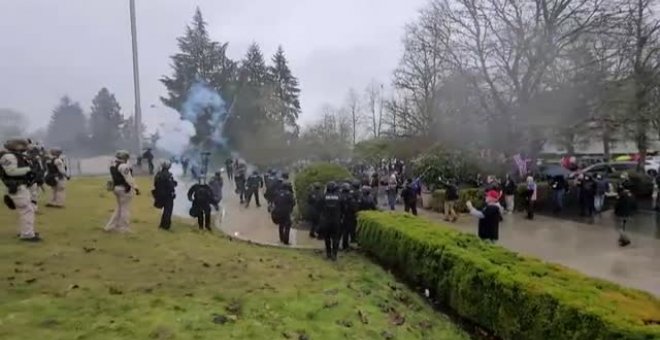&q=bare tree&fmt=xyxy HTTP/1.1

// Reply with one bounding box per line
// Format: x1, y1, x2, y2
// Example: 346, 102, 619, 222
365, 80, 385, 139
617, 0, 660, 166
345, 88, 361, 145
